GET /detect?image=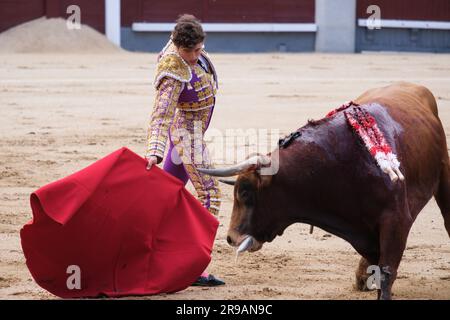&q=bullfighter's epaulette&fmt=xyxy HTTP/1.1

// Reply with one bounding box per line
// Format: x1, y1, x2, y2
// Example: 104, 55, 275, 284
278, 131, 301, 149
154, 53, 192, 89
